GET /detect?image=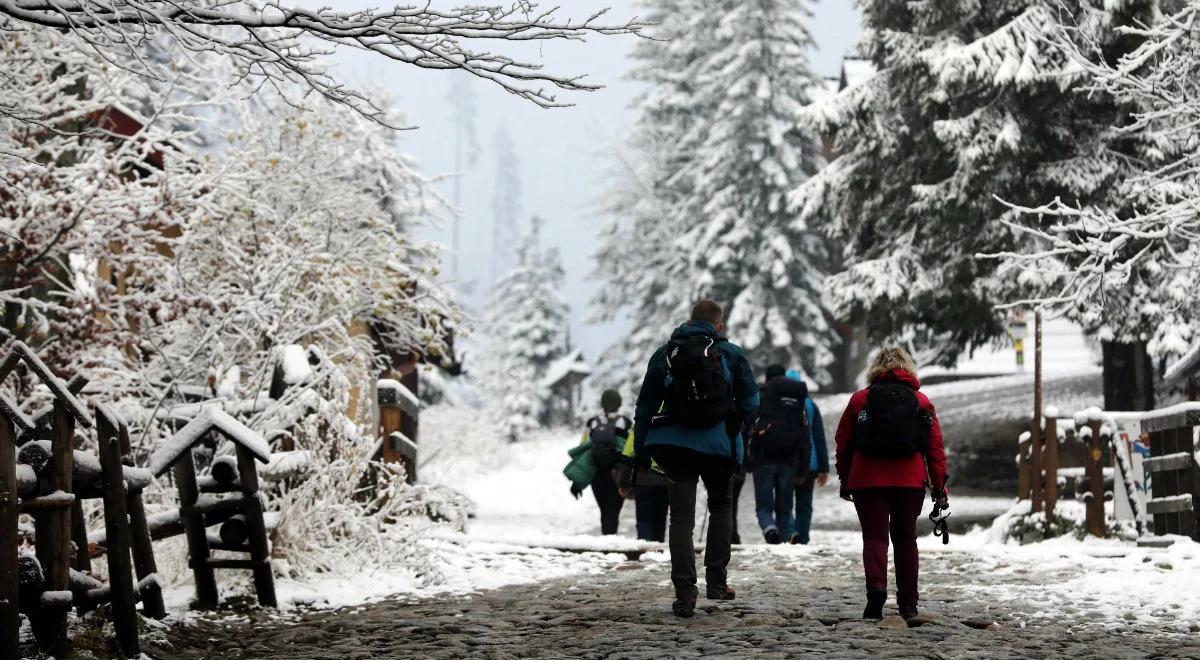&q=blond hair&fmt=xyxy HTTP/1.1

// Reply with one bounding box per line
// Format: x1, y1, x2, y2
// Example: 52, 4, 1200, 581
867, 346, 917, 383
